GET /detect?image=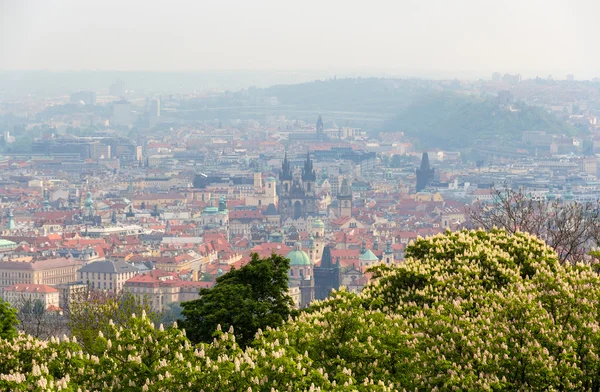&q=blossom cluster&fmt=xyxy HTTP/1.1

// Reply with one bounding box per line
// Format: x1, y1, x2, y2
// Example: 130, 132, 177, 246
2, 229, 600, 391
